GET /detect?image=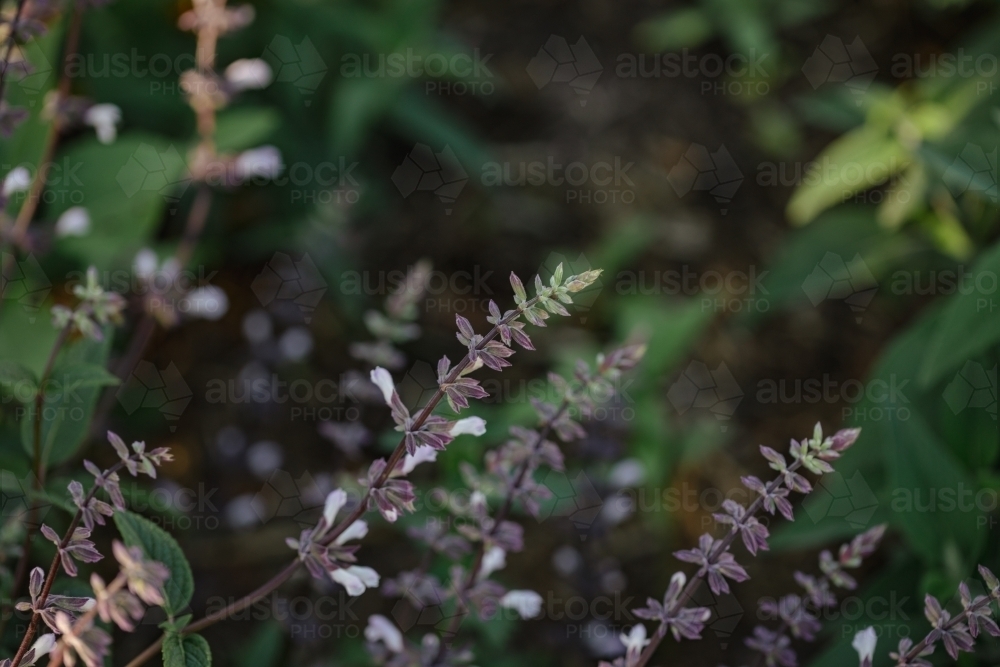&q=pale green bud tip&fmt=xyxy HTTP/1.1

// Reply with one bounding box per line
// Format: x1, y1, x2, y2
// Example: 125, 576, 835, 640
565, 269, 602, 292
